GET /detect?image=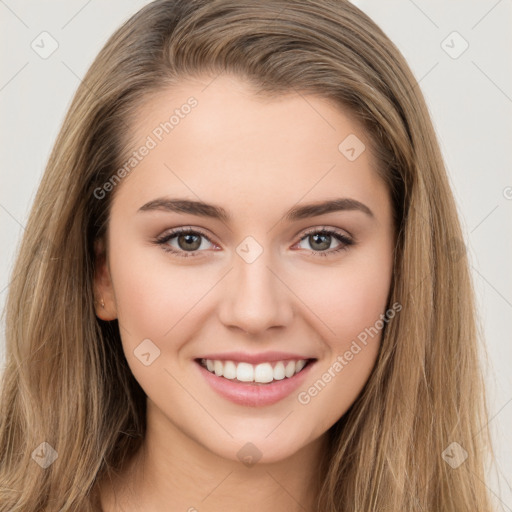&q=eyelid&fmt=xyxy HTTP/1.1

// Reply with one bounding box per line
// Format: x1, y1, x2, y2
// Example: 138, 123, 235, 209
298, 225, 353, 241
294, 226, 354, 257
154, 225, 354, 258
155, 226, 217, 247
157, 225, 352, 243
